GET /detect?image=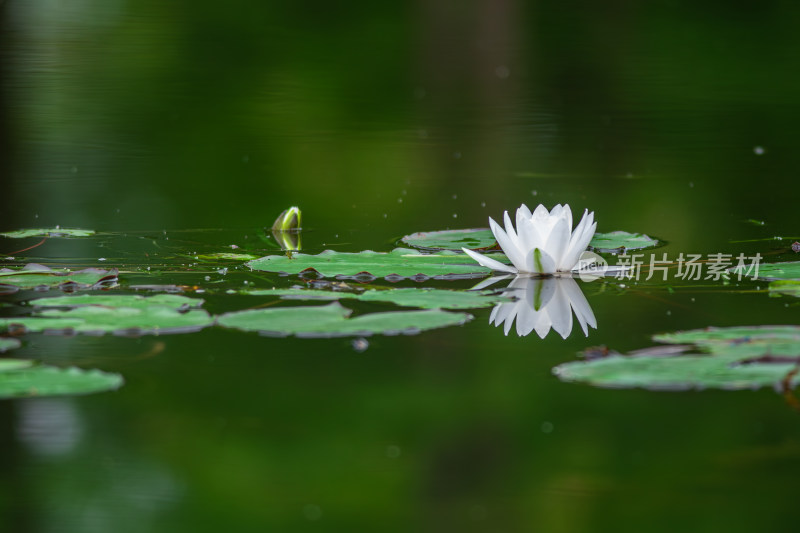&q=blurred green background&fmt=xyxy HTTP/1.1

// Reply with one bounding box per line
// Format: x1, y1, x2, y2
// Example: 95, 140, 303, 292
2, 1, 800, 532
